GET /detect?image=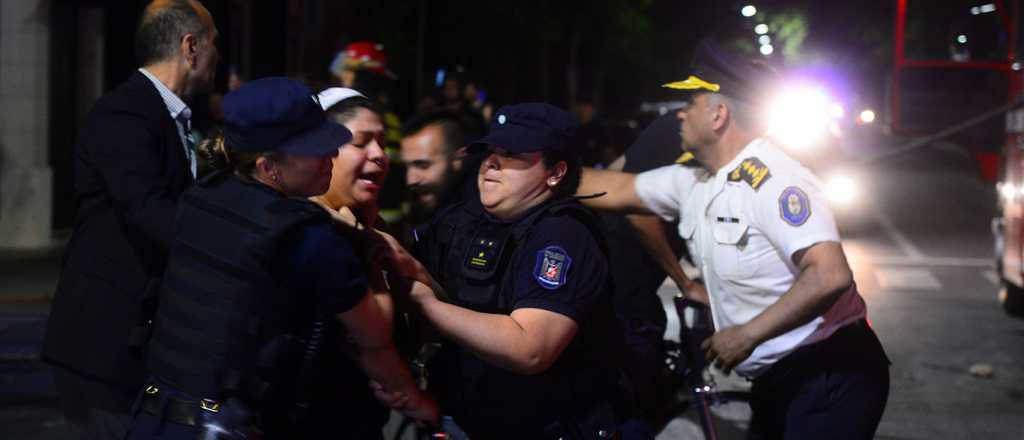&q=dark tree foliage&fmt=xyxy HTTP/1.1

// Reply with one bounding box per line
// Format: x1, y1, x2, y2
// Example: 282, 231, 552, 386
278, 0, 894, 119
